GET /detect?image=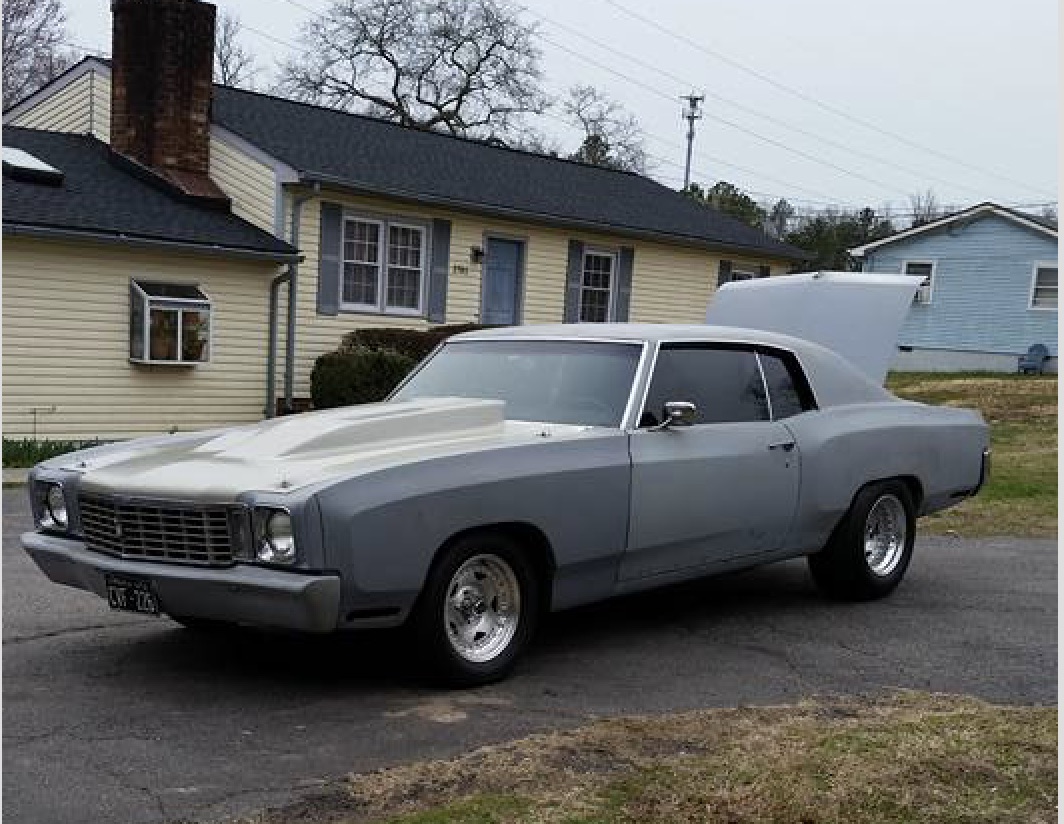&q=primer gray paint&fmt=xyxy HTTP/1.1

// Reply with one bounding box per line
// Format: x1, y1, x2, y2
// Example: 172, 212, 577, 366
21, 324, 989, 633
